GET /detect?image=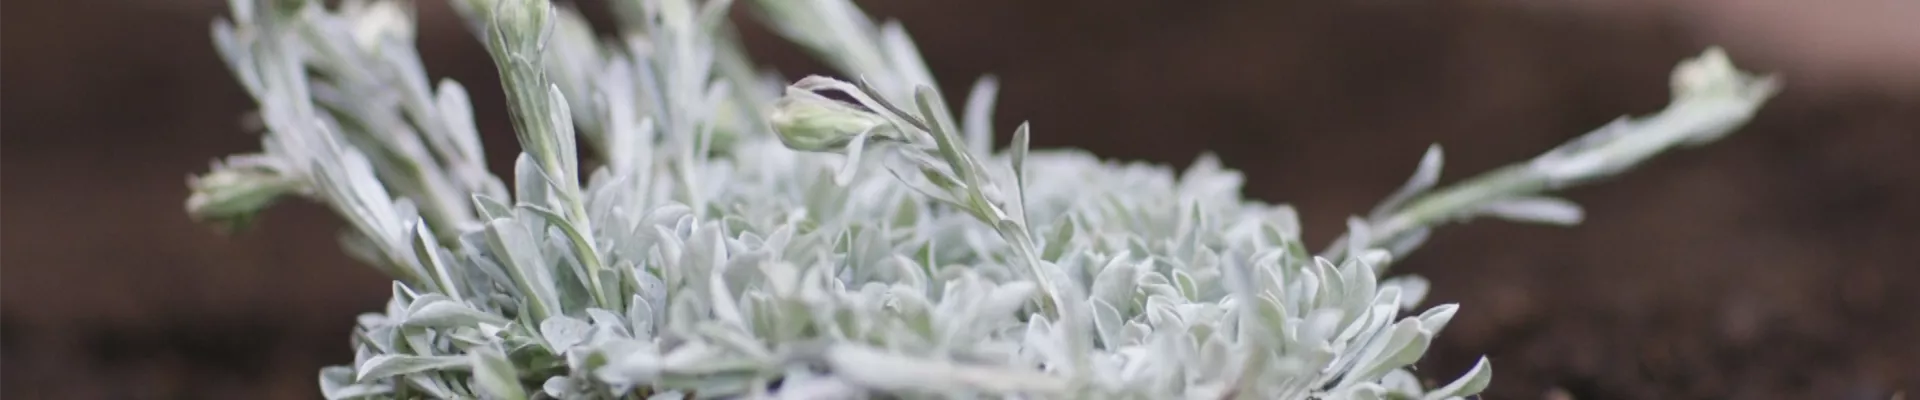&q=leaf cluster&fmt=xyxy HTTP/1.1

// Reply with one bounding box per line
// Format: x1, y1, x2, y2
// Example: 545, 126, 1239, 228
187, 0, 1778, 398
